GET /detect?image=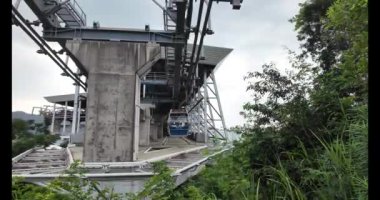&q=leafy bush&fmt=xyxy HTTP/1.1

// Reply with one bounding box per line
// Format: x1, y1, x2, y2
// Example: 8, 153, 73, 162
12, 118, 60, 157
